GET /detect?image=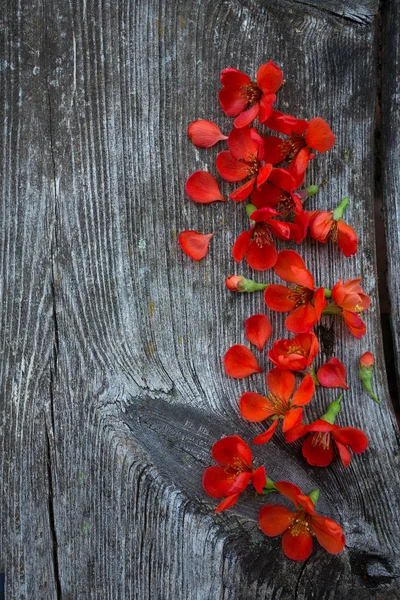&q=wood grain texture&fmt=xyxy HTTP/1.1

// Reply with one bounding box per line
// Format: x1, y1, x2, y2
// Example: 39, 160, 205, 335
1, 0, 400, 598
382, 1, 400, 412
